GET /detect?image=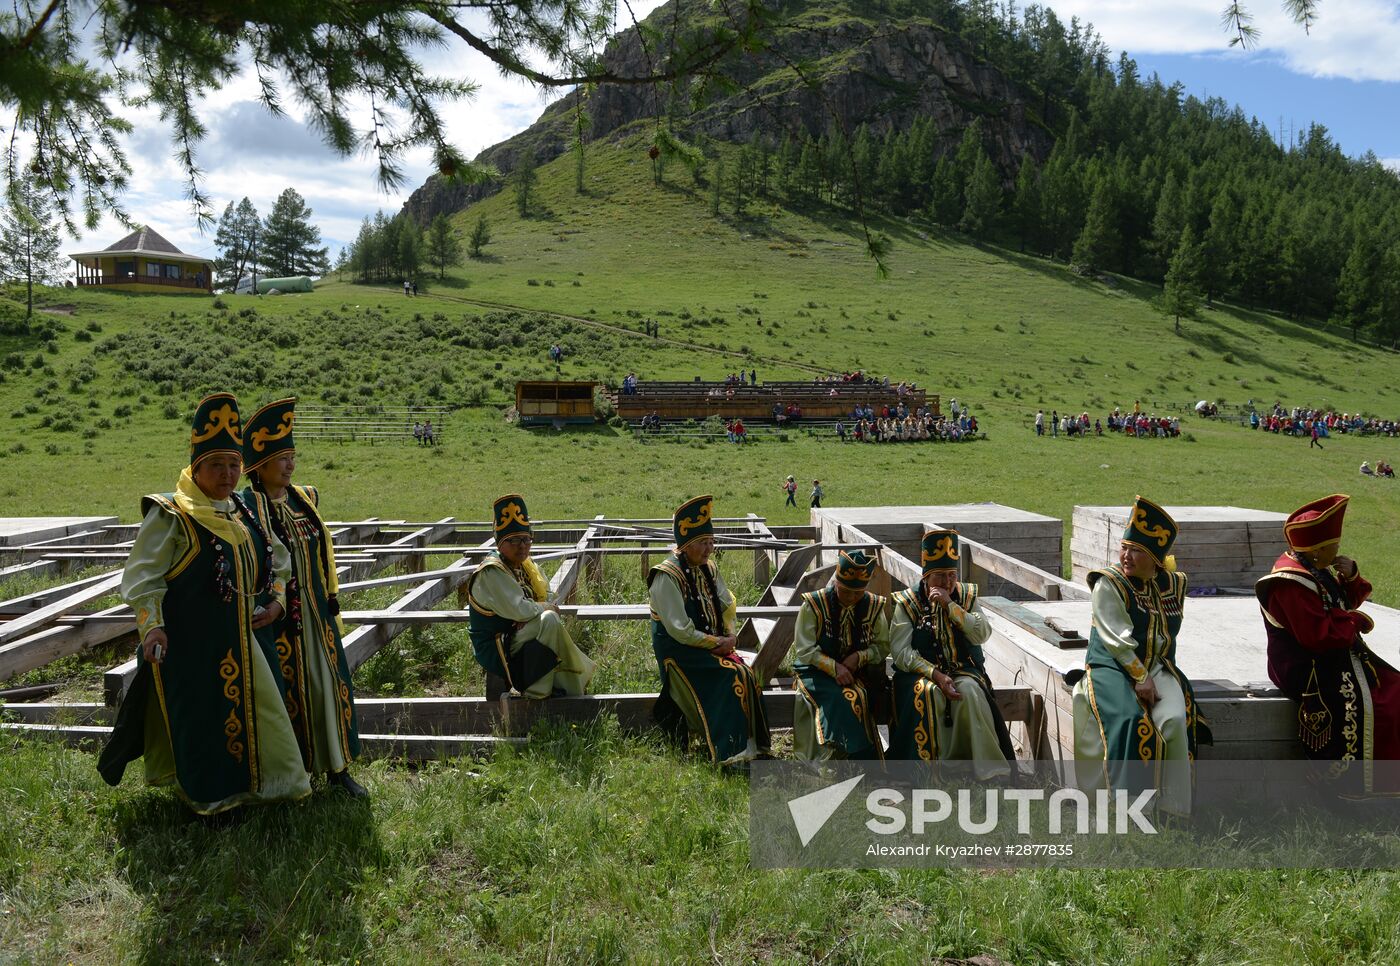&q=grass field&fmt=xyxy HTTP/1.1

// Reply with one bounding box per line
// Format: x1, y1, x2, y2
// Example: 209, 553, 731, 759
3, 136, 1400, 963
